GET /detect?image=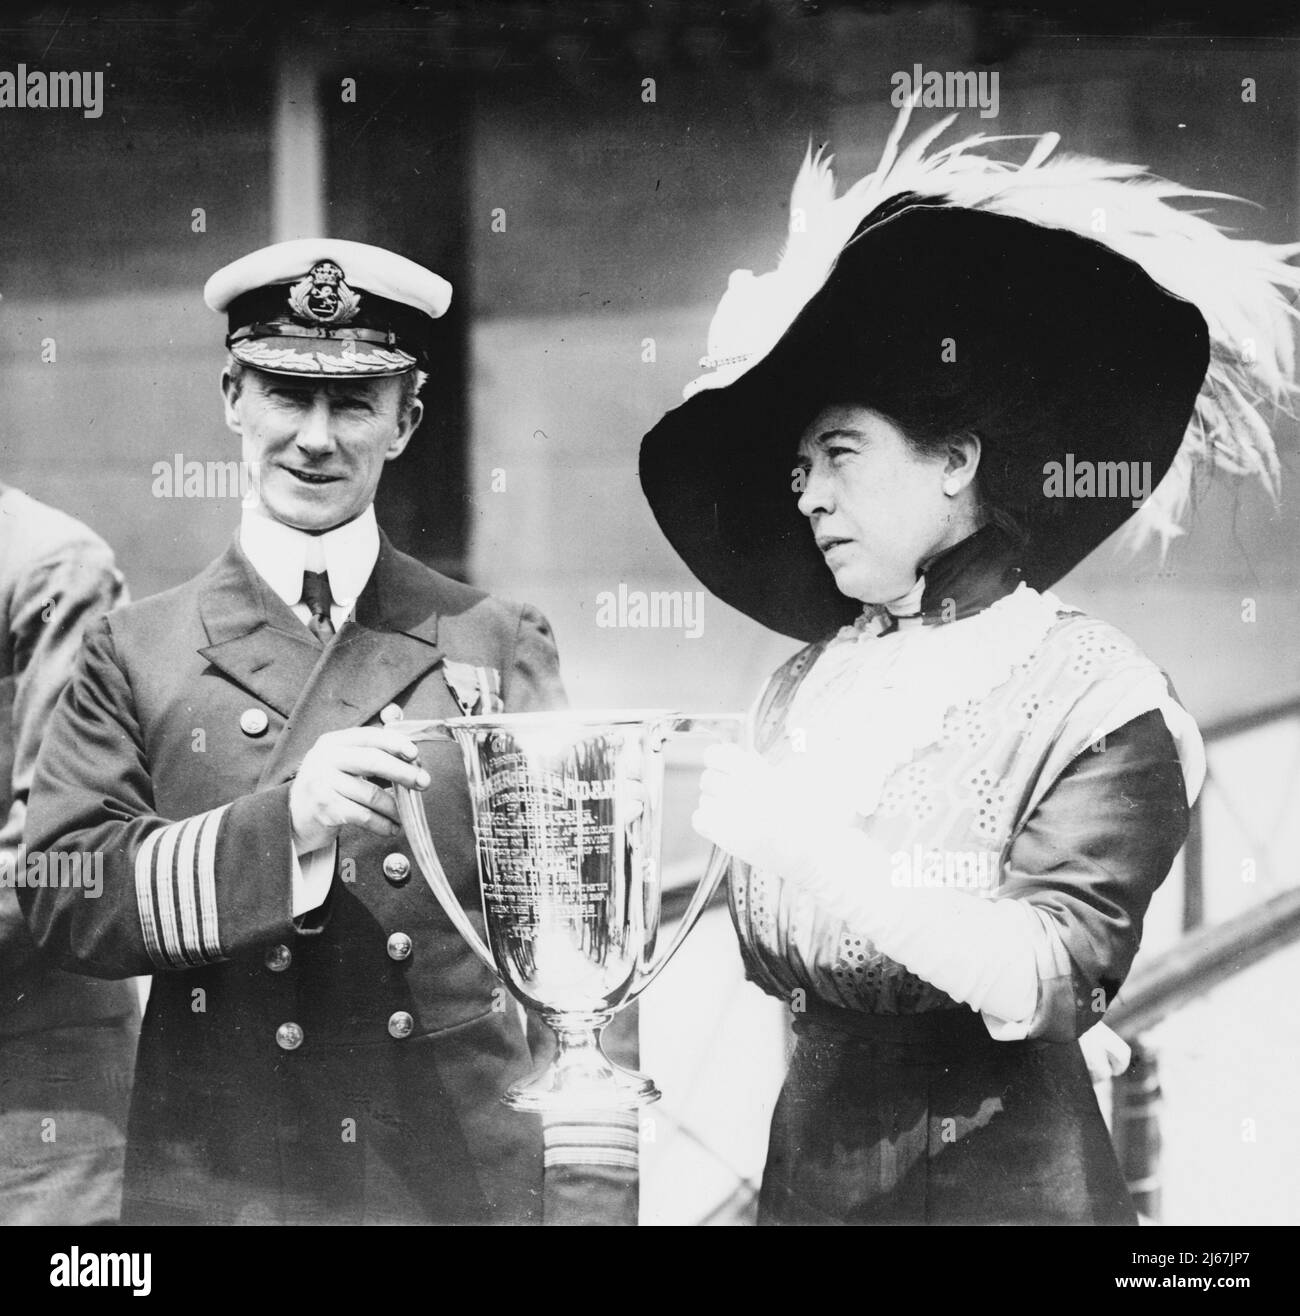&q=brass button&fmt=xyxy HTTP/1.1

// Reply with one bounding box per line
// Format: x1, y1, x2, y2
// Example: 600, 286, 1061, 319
382, 853, 411, 884
276, 1022, 304, 1051
240, 708, 270, 737
379, 703, 404, 725
387, 1011, 414, 1040
265, 943, 292, 973
386, 932, 412, 962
